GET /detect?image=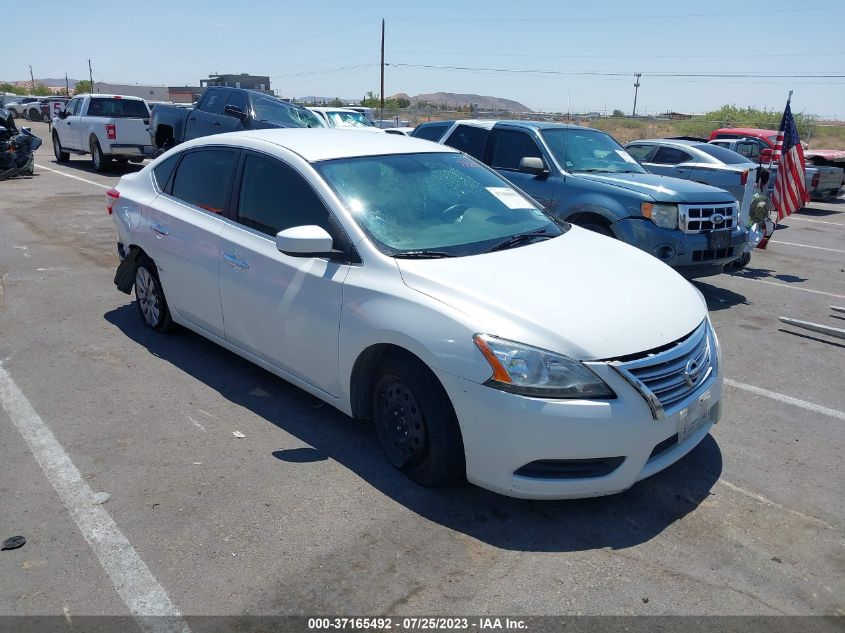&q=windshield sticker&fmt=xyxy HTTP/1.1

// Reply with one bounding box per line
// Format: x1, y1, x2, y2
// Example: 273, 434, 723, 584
615, 150, 638, 164
486, 187, 533, 209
